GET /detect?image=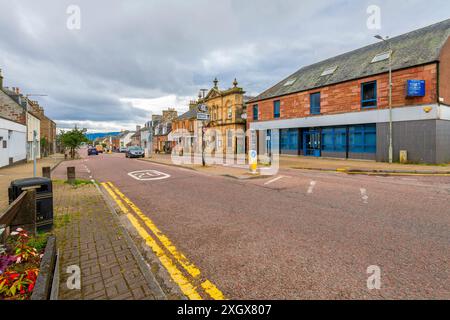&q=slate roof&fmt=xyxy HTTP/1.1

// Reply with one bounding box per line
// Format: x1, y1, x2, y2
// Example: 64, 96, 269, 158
176, 108, 198, 121
250, 19, 450, 103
